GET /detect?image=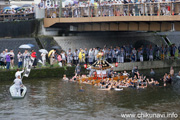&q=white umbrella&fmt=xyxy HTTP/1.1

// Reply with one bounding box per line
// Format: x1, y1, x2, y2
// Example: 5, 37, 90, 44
11, 5, 19, 9
19, 44, 31, 49
39, 49, 48, 54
